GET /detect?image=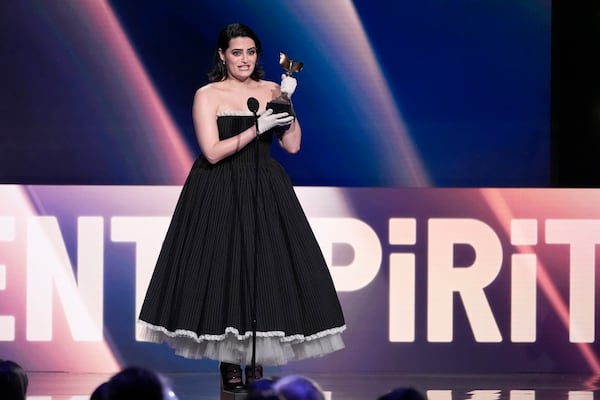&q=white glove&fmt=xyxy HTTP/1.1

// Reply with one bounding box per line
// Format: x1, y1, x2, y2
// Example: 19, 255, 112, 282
280, 74, 297, 97
257, 109, 294, 134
